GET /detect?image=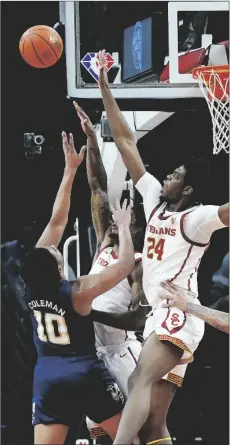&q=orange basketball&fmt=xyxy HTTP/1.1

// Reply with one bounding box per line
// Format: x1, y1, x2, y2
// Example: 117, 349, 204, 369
19, 25, 63, 68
